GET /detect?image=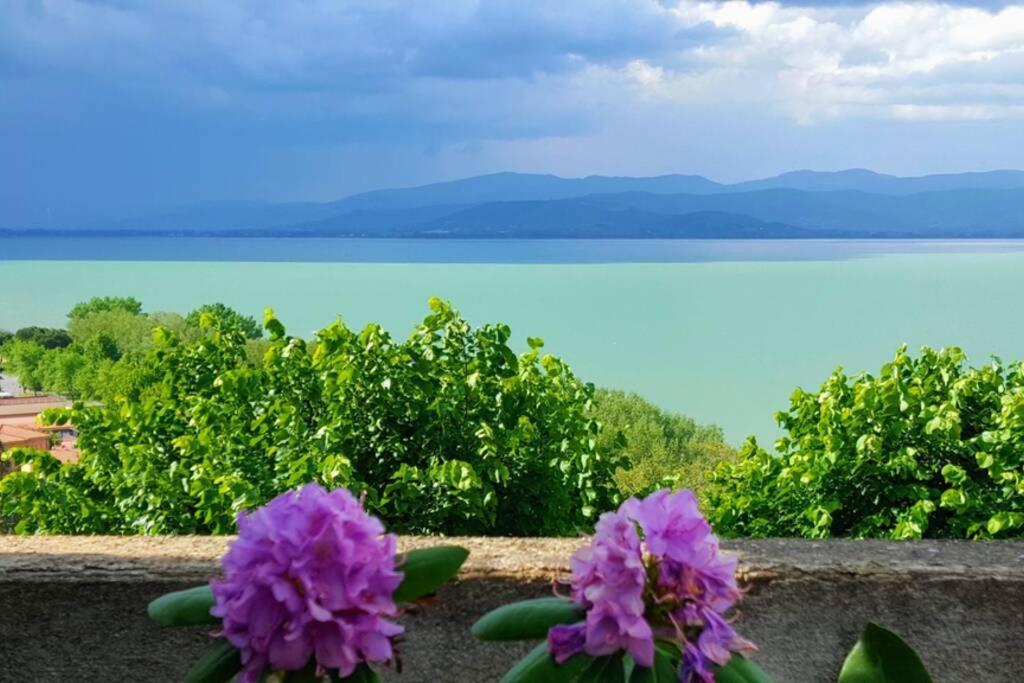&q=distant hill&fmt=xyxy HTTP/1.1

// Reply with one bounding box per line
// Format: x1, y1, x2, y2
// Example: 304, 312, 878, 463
8, 169, 1024, 238
731, 169, 1024, 195
325, 172, 725, 213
